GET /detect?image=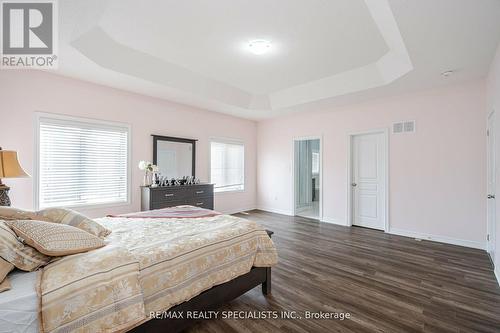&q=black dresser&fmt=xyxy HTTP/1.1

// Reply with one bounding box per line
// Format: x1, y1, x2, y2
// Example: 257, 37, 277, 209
141, 184, 214, 211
